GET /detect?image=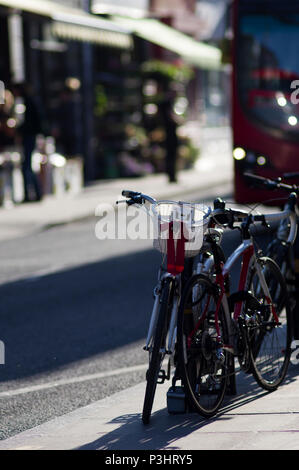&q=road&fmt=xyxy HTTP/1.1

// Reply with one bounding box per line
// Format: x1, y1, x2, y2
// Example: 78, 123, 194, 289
0, 216, 155, 439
